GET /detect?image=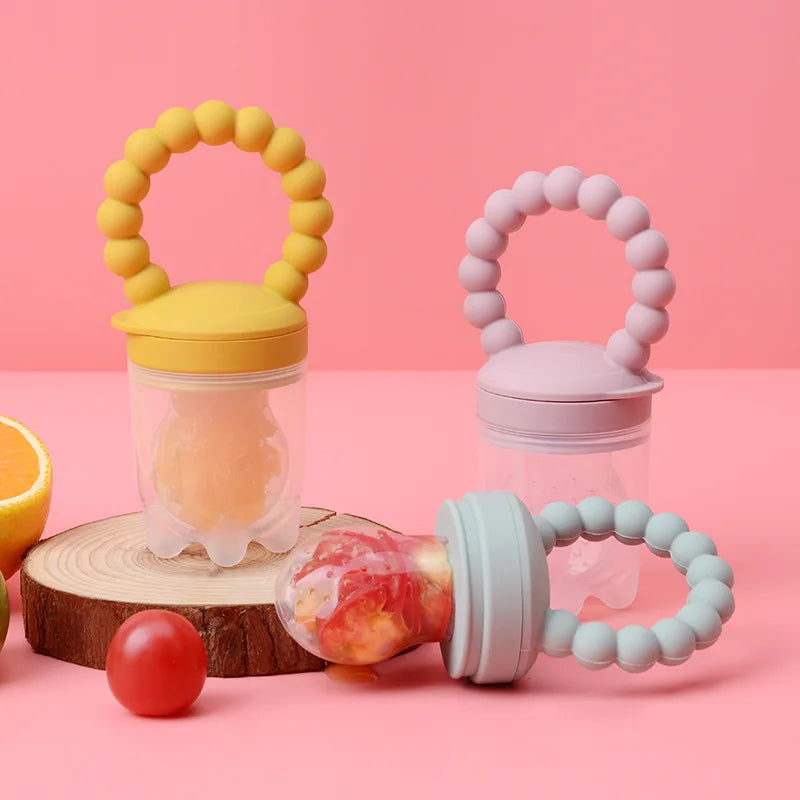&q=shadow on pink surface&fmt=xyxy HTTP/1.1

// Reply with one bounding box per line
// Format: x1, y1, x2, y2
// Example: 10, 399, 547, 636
348, 628, 769, 699
527, 643, 767, 698
0, 638, 58, 685
0, 630, 776, 704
